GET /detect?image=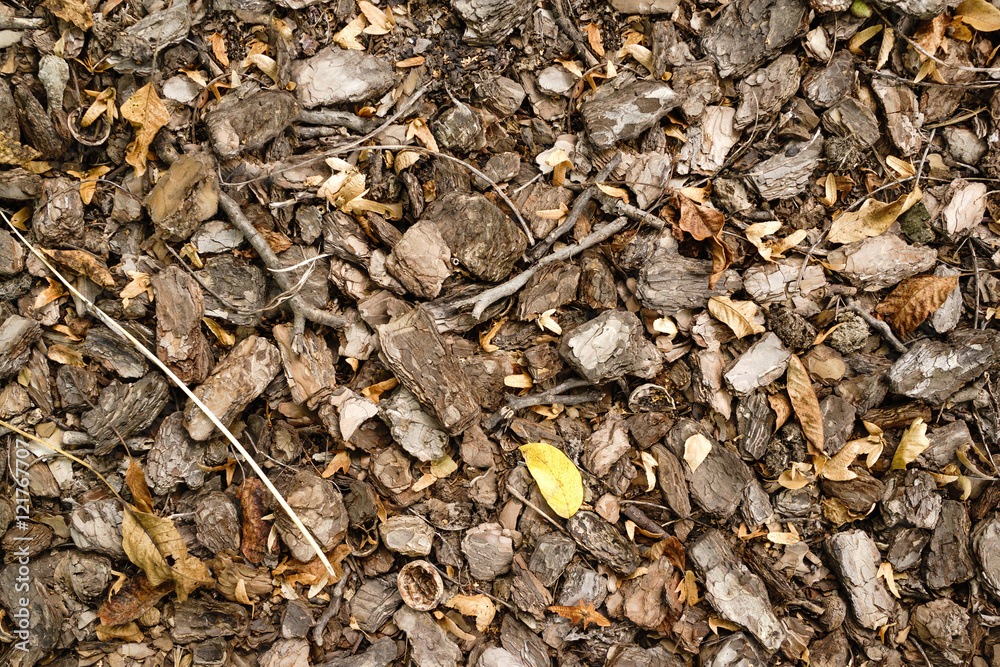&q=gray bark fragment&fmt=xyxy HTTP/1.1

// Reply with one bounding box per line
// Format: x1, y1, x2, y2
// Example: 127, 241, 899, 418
82, 374, 170, 455
559, 310, 661, 383
826, 529, 896, 629
735, 55, 801, 130
292, 47, 394, 108
637, 249, 742, 313
749, 132, 823, 200
566, 510, 641, 575
925, 499, 974, 590
581, 75, 678, 149
828, 234, 936, 291
394, 606, 463, 667
271, 470, 348, 563
379, 387, 448, 462
888, 329, 1000, 403
724, 333, 790, 396
701, 0, 808, 78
